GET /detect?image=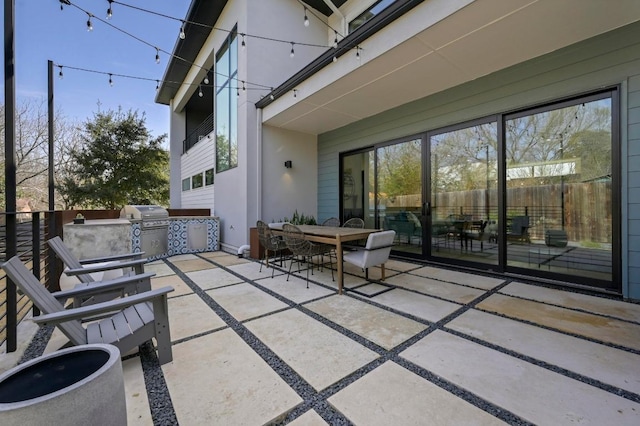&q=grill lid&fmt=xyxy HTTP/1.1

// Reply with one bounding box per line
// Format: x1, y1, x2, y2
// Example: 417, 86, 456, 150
120, 205, 169, 220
